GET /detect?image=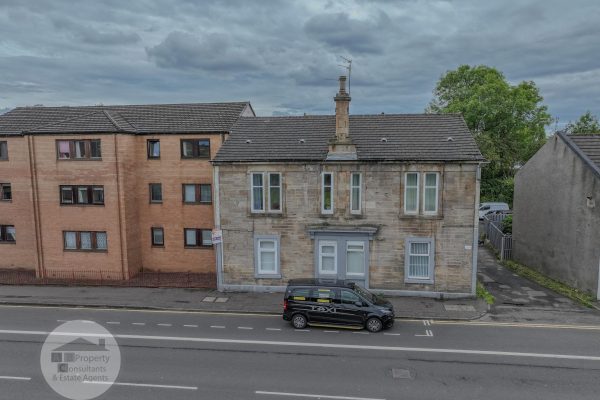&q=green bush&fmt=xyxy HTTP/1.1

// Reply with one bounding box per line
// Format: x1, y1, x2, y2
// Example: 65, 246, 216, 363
502, 215, 512, 234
